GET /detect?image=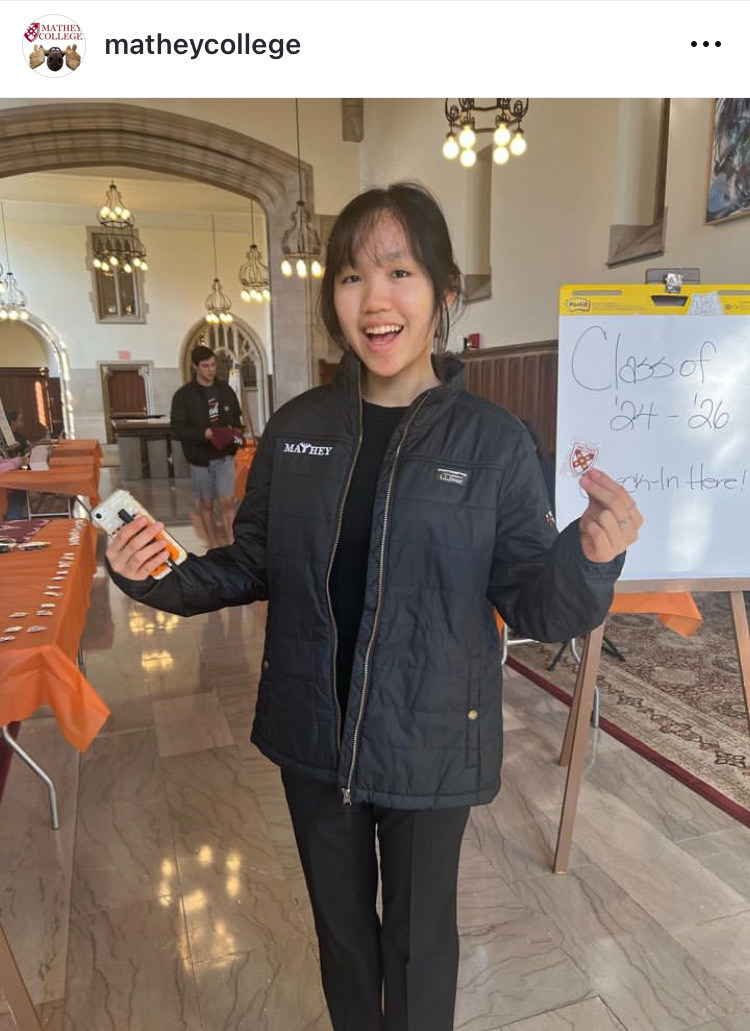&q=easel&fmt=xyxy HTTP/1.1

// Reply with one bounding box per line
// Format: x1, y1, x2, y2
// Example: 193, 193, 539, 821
552, 276, 750, 872
0, 922, 43, 1030
553, 578, 750, 873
